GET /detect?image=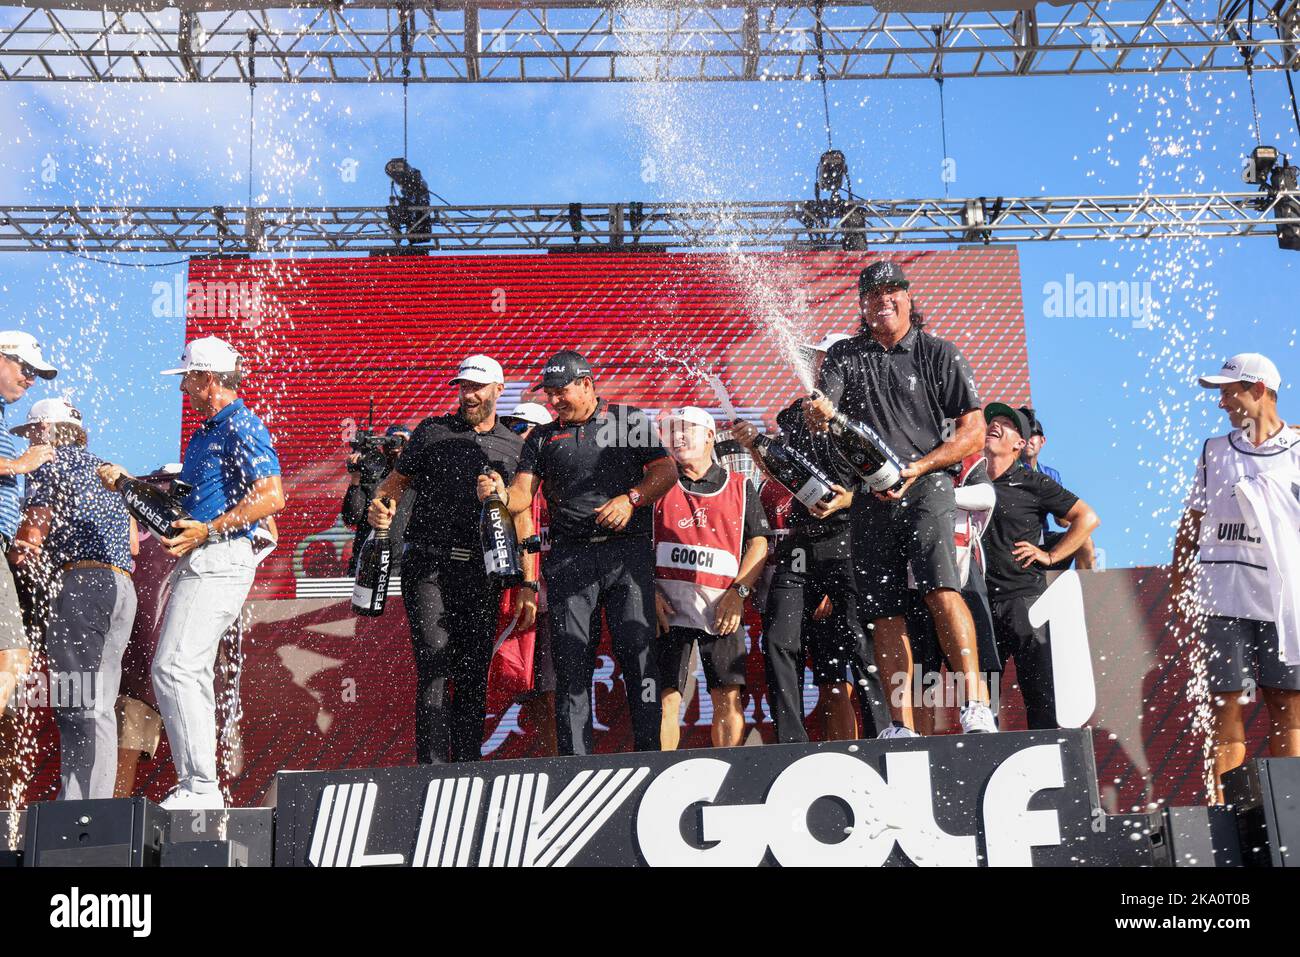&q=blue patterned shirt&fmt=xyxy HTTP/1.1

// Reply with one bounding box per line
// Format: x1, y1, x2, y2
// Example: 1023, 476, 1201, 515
0, 400, 22, 539
26, 446, 134, 570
